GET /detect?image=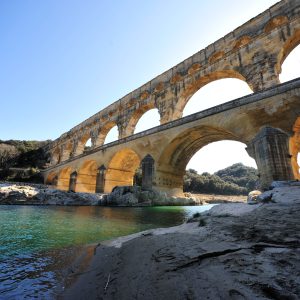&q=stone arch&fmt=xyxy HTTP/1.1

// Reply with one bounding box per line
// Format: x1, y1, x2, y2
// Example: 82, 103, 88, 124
61, 141, 73, 161
51, 147, 61, 165
105, 148, 141, 193
264, 15, 289, 34
57, 167, 72, 191
156, 126, 245, 196
178, 71, 252, 118
126, 103, 158, 135
45, 172, 58, 185
290, 117, 300, 180
97, 121, 119, 145
76, 160, 98, 193
277, 29, 300, 76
